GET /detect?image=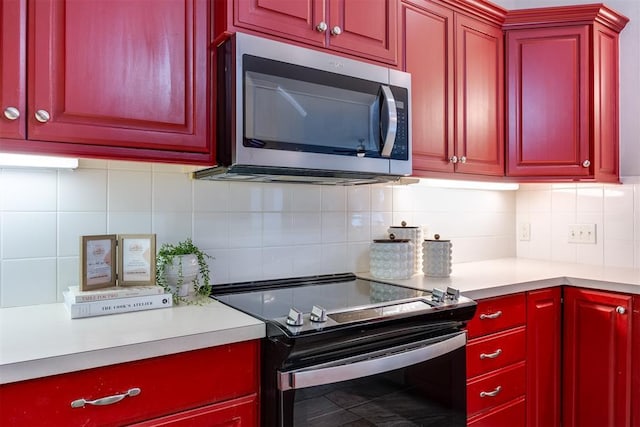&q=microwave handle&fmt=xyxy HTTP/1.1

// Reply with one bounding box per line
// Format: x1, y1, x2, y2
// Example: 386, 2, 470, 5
379, 85, 398, 158
278, 332, 465, 391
